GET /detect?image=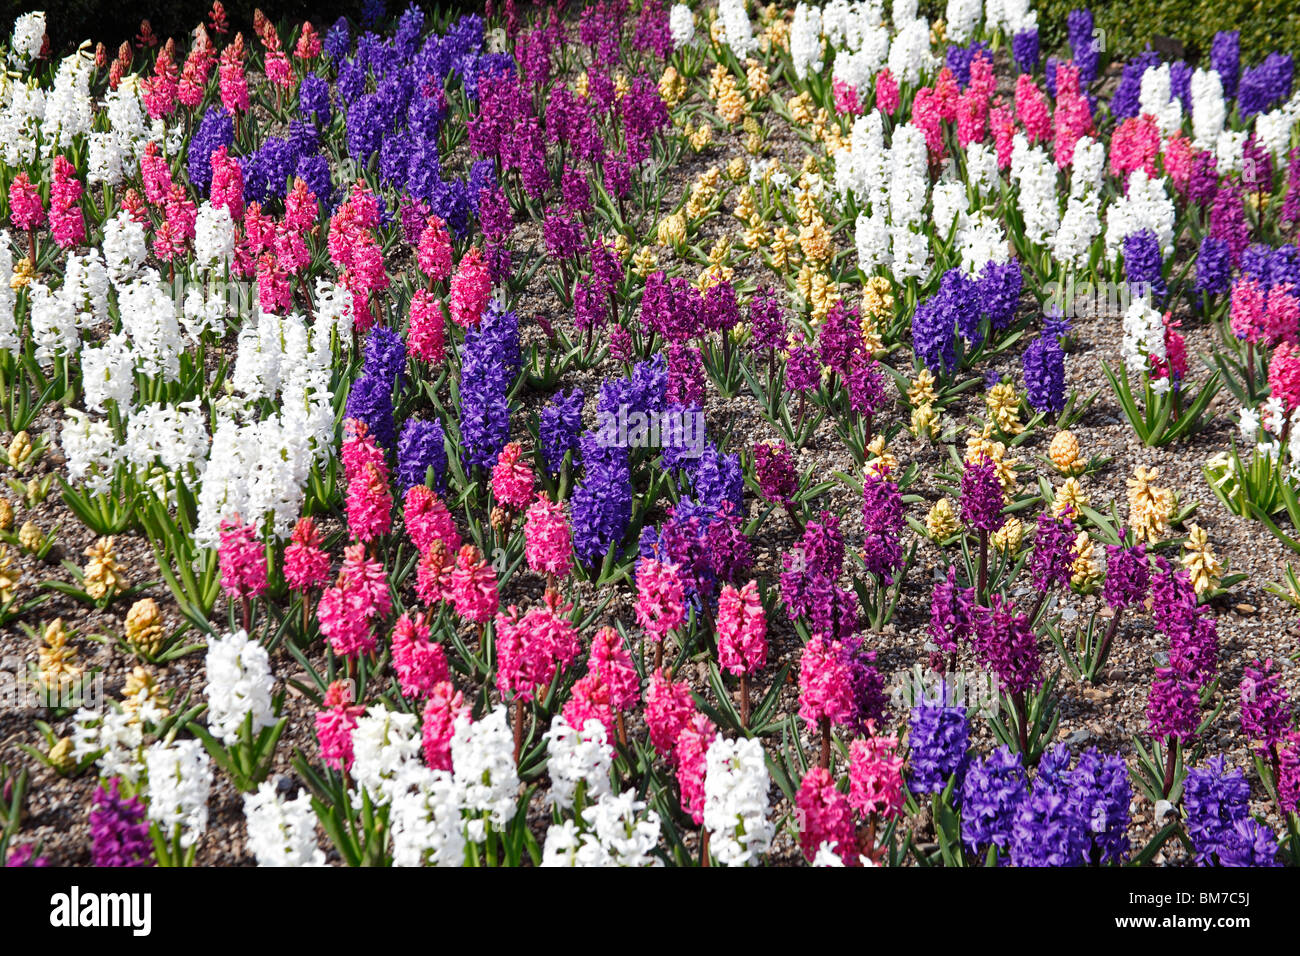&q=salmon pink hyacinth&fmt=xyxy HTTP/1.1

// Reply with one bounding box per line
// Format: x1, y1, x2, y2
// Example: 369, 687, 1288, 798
422, 681, 466, 771
416, 540, 455, 607
634, 558, 686, 644
450, 545, 499, 624
491, 442, 534, 511
391, 613, 449, 699
717, 580, 767, 676
315, 680, 364, 771
294, 21, 321, 60
449, 246, 492, 328
644, 668, 696, 762
283, 516, 330, 592
524, 491, 573, 580
589, 626, 640, 713
403, 485, 460, 554
796, 766, 858, 864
